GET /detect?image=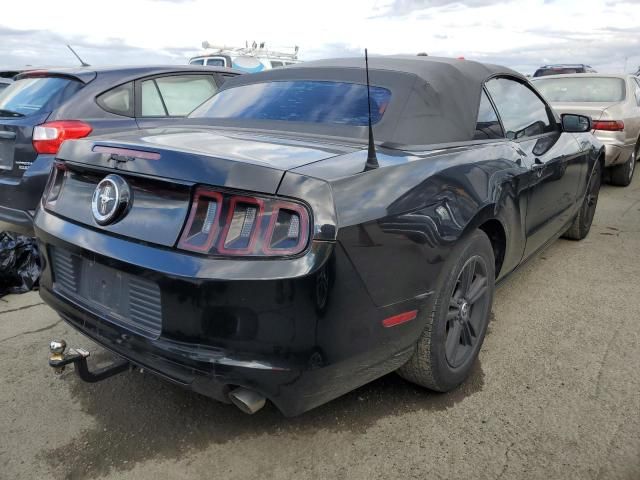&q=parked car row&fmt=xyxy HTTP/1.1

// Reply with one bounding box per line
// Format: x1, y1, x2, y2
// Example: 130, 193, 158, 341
0, 55, 632, 415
